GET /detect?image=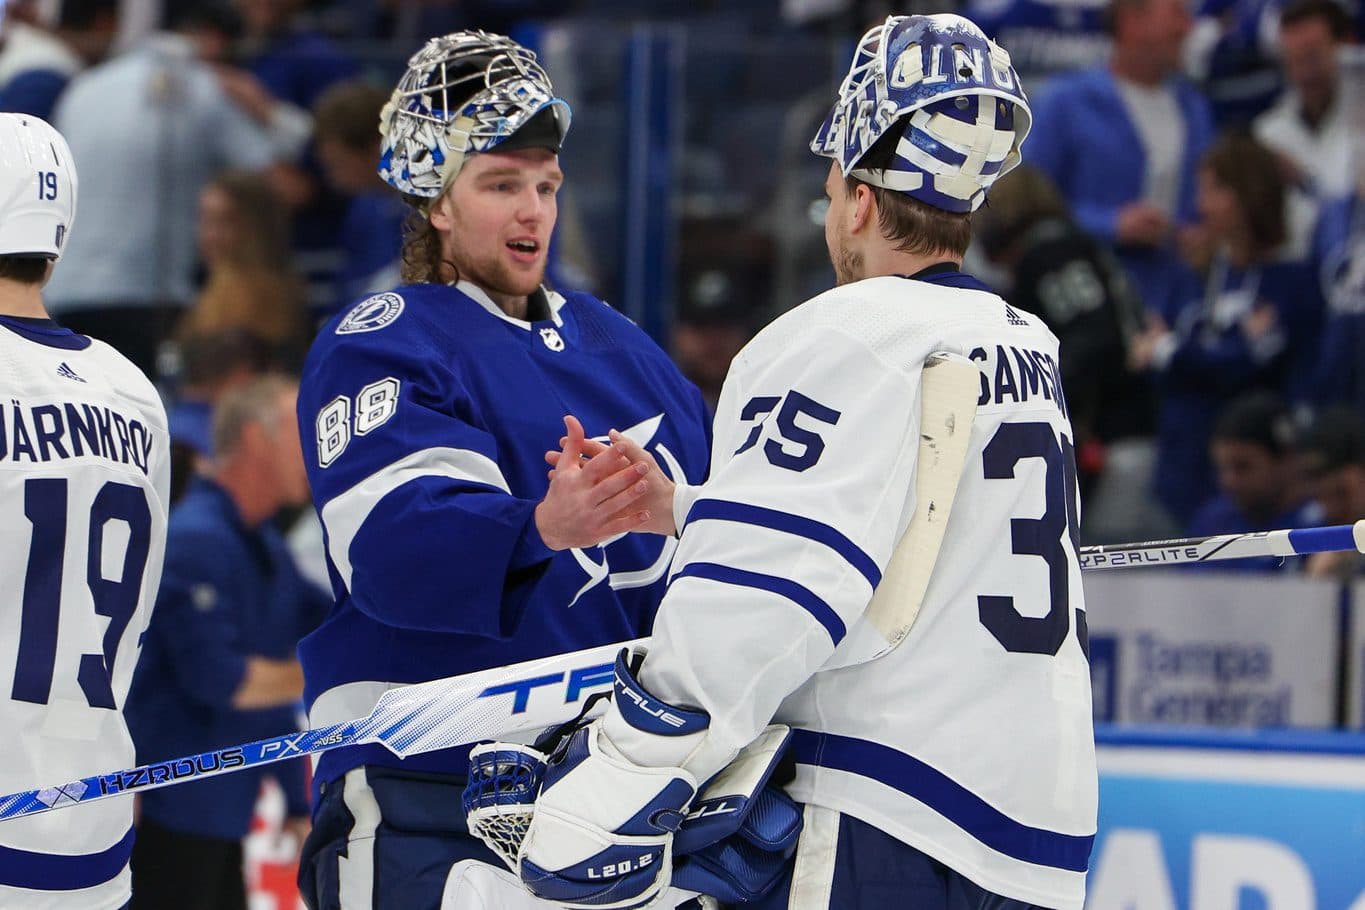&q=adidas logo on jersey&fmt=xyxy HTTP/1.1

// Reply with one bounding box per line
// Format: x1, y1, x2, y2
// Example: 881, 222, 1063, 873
56, 362, 85, 382
1004, 305, 1029, 327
